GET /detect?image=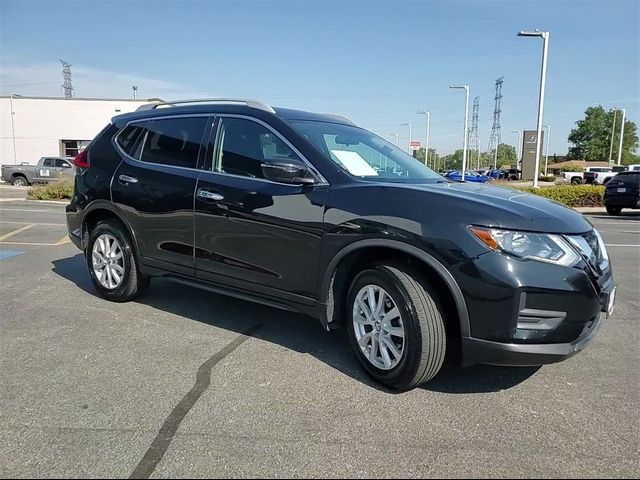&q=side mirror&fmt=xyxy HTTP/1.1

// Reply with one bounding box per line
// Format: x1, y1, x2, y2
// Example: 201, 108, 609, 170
261, 161, 316, 185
